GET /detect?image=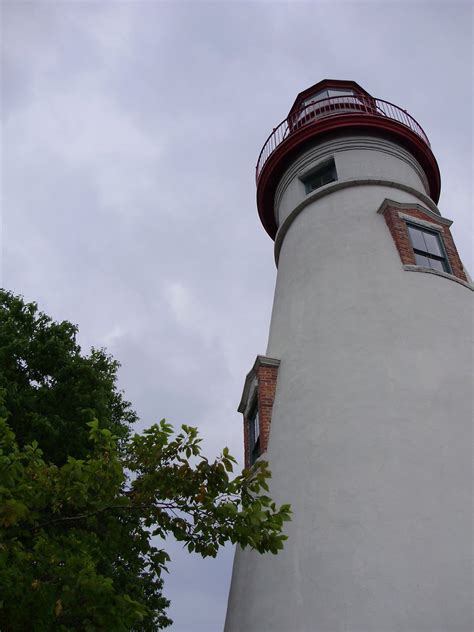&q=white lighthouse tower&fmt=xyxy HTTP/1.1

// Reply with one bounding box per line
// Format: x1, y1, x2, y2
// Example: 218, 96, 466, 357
225, 80, 473, 631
